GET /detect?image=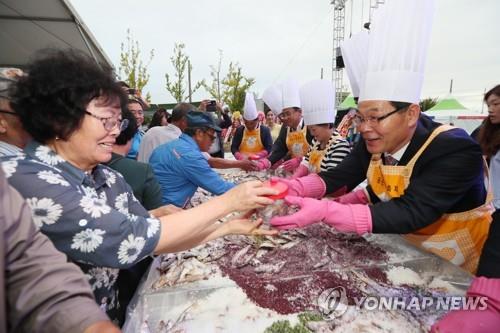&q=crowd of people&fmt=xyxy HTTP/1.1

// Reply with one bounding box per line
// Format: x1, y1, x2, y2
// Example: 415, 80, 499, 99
0, 0, 499, 332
